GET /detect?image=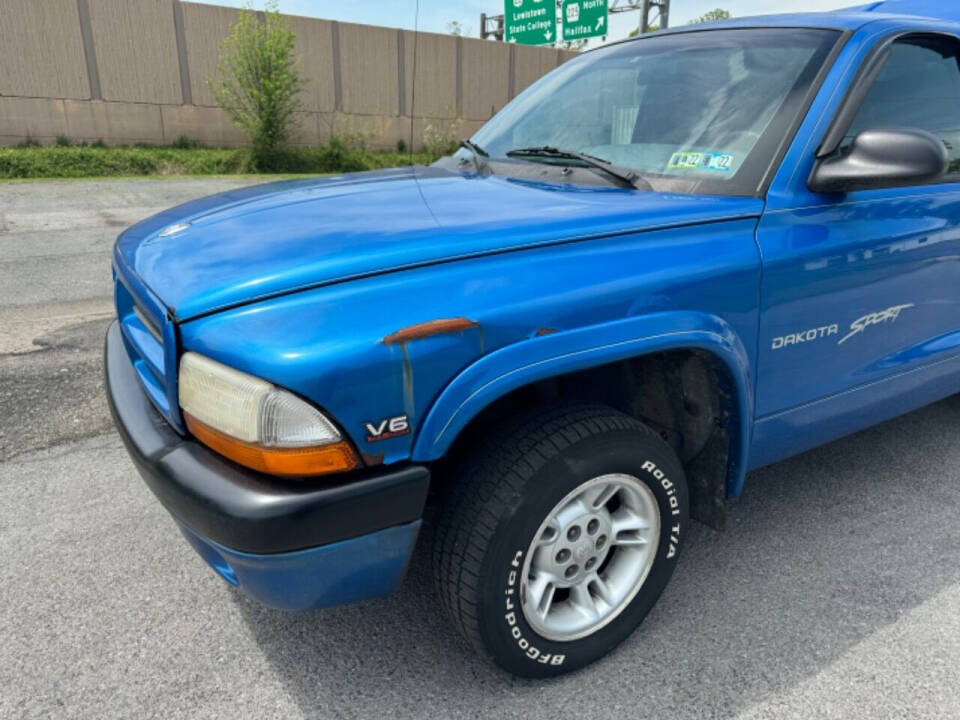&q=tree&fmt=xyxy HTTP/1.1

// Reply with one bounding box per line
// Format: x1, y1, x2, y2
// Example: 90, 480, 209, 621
561, 39, 588, 51
689, 8, 732, 24
447, 20, 465, 36
208, 1, 306, 169
629, 24, 659, 36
